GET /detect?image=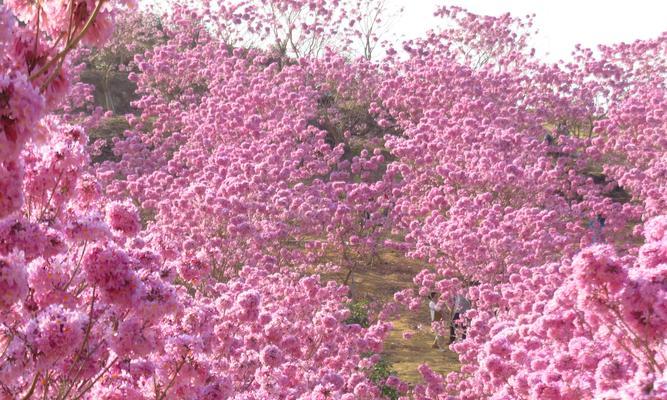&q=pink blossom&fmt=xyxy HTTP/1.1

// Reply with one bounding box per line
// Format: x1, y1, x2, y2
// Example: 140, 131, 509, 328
24, 304, 87, 369
0, 251, 27, 309
0, 161, 23, 218
83, 244, 142, 307
106, 200, 141, 236
260, 345, 284, 367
